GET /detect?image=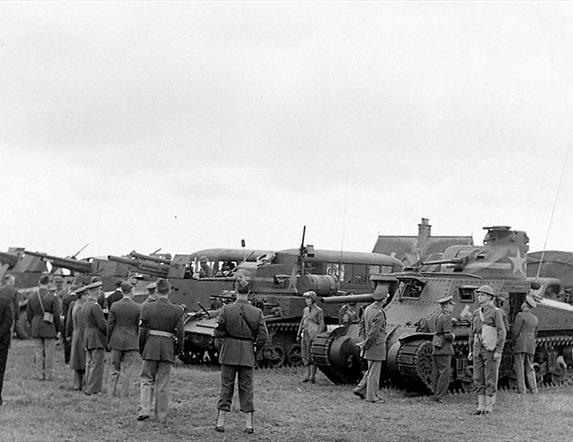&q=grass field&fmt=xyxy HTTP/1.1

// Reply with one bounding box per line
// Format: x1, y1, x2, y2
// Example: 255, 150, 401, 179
0, 340, 572, 442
